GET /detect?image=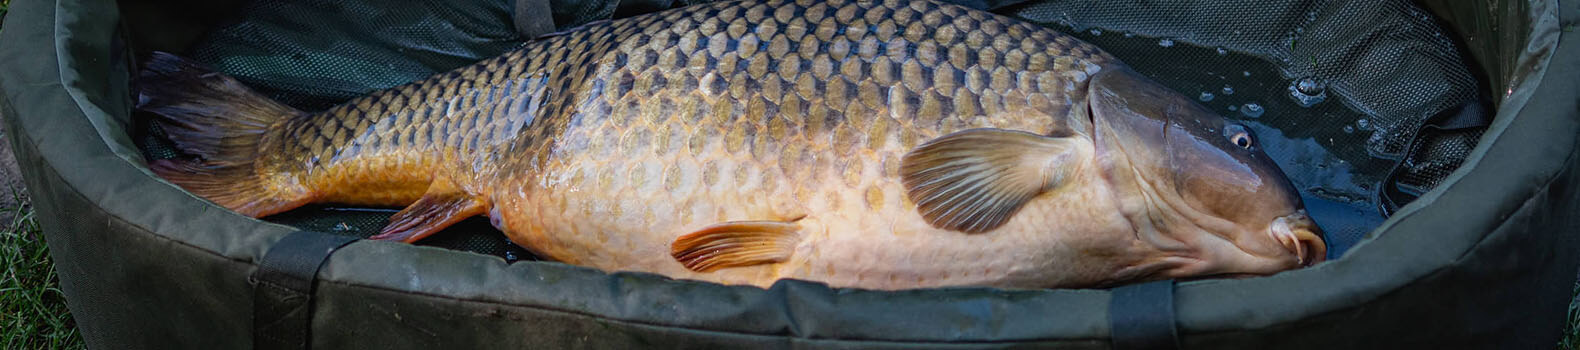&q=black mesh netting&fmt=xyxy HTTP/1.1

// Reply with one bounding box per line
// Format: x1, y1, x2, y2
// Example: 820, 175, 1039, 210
186, 0, 526, 111
133, 0, 1484, 262
1008, 0, 1484, 158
